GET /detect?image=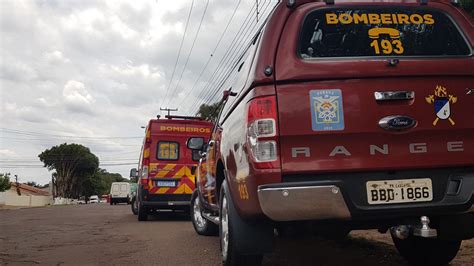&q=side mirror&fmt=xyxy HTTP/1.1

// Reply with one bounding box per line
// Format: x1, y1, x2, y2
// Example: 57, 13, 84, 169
130, 168, 138, 178
187, 137, 204, 150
